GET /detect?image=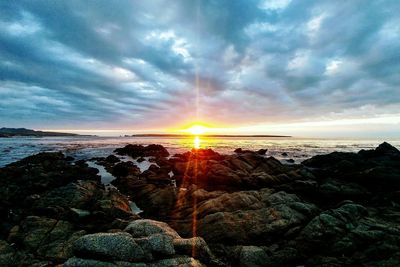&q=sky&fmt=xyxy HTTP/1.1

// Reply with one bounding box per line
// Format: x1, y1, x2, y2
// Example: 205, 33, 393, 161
0, 0, 399, 138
